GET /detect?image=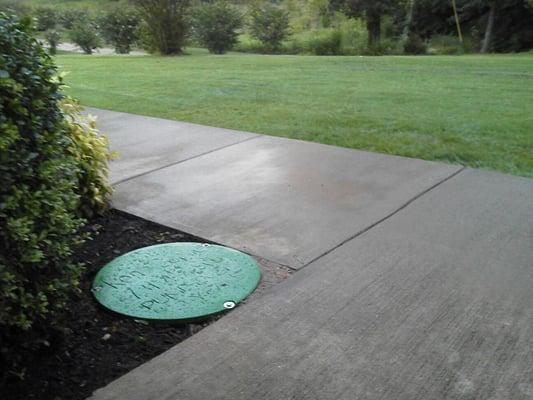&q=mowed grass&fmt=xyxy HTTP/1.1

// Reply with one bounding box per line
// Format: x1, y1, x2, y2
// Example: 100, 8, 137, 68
58, 51, 533, 177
